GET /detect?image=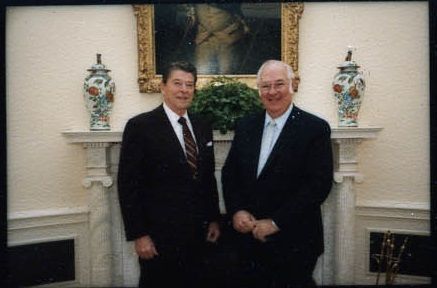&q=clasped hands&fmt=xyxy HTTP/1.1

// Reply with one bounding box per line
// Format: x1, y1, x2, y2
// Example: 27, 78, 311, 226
134, 221, 220, 260
232, 210, 279, 242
